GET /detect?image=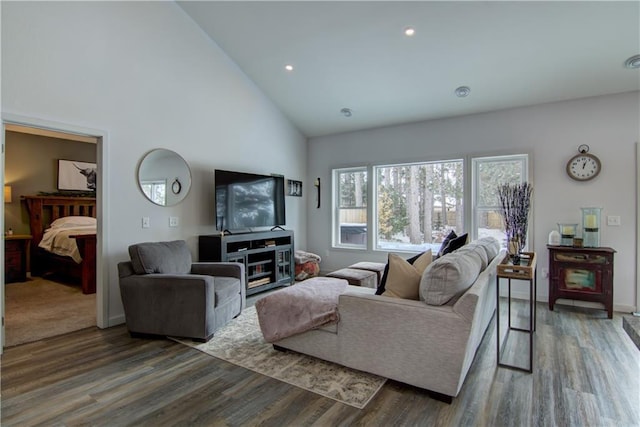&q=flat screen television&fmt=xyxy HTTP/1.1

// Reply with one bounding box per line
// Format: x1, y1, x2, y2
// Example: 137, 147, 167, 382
215, 169, 286, 232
